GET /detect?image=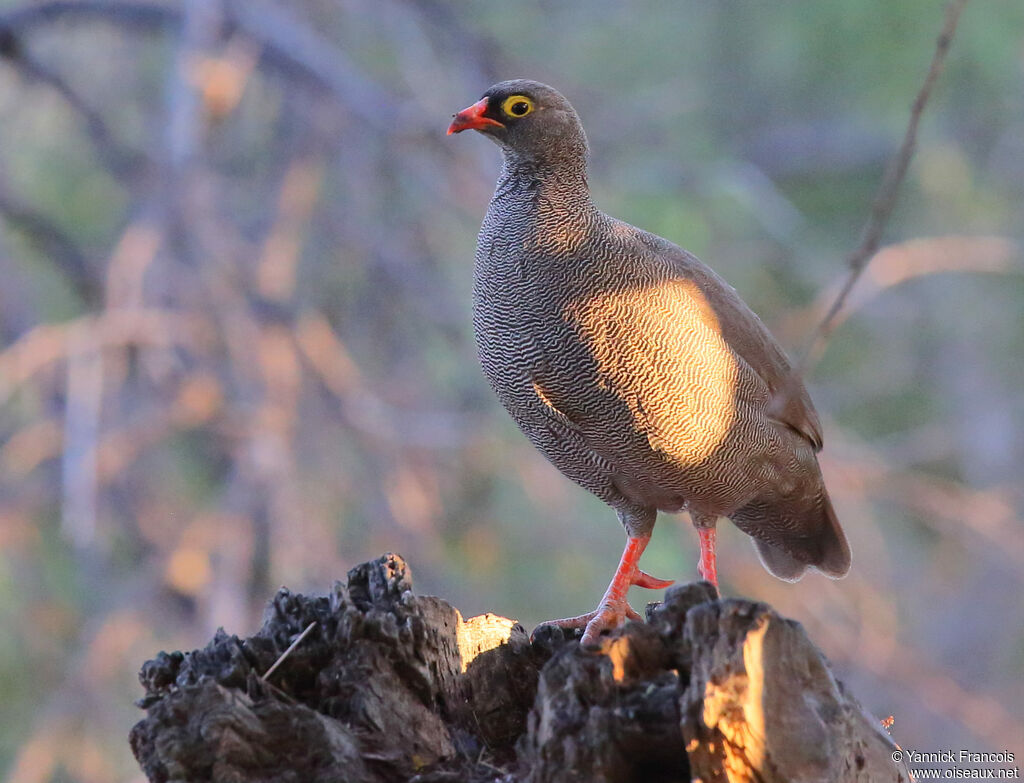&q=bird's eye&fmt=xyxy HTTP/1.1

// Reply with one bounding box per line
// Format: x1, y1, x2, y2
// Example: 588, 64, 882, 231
501, 95, 535, 118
